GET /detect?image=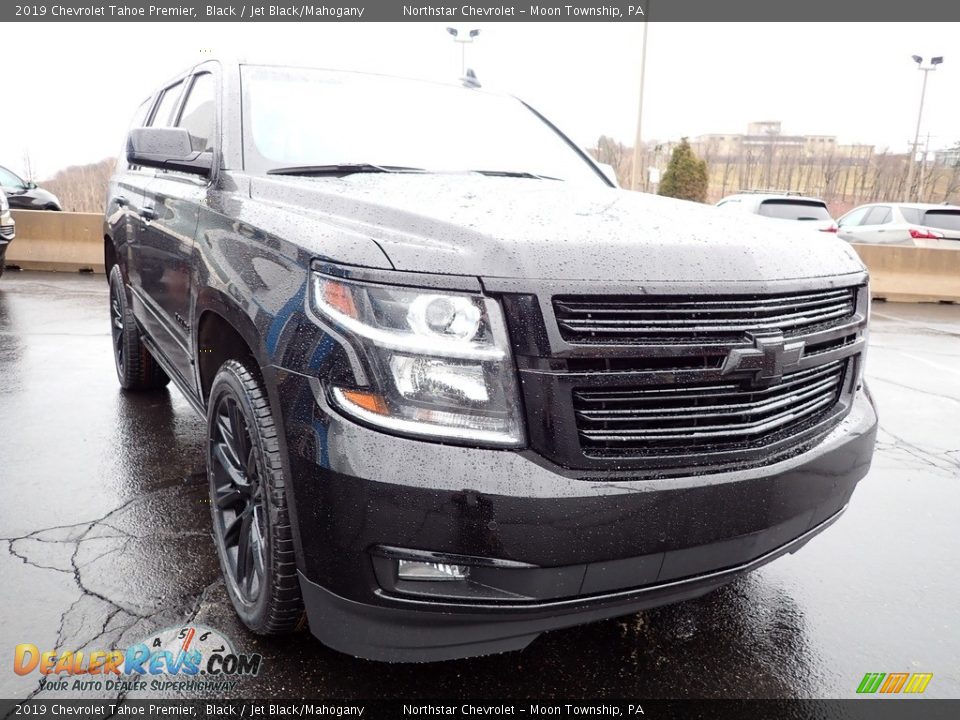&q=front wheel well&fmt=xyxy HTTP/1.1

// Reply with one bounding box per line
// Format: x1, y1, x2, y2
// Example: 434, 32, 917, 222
104, 236, 118, 277
197, 311, 259, 403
